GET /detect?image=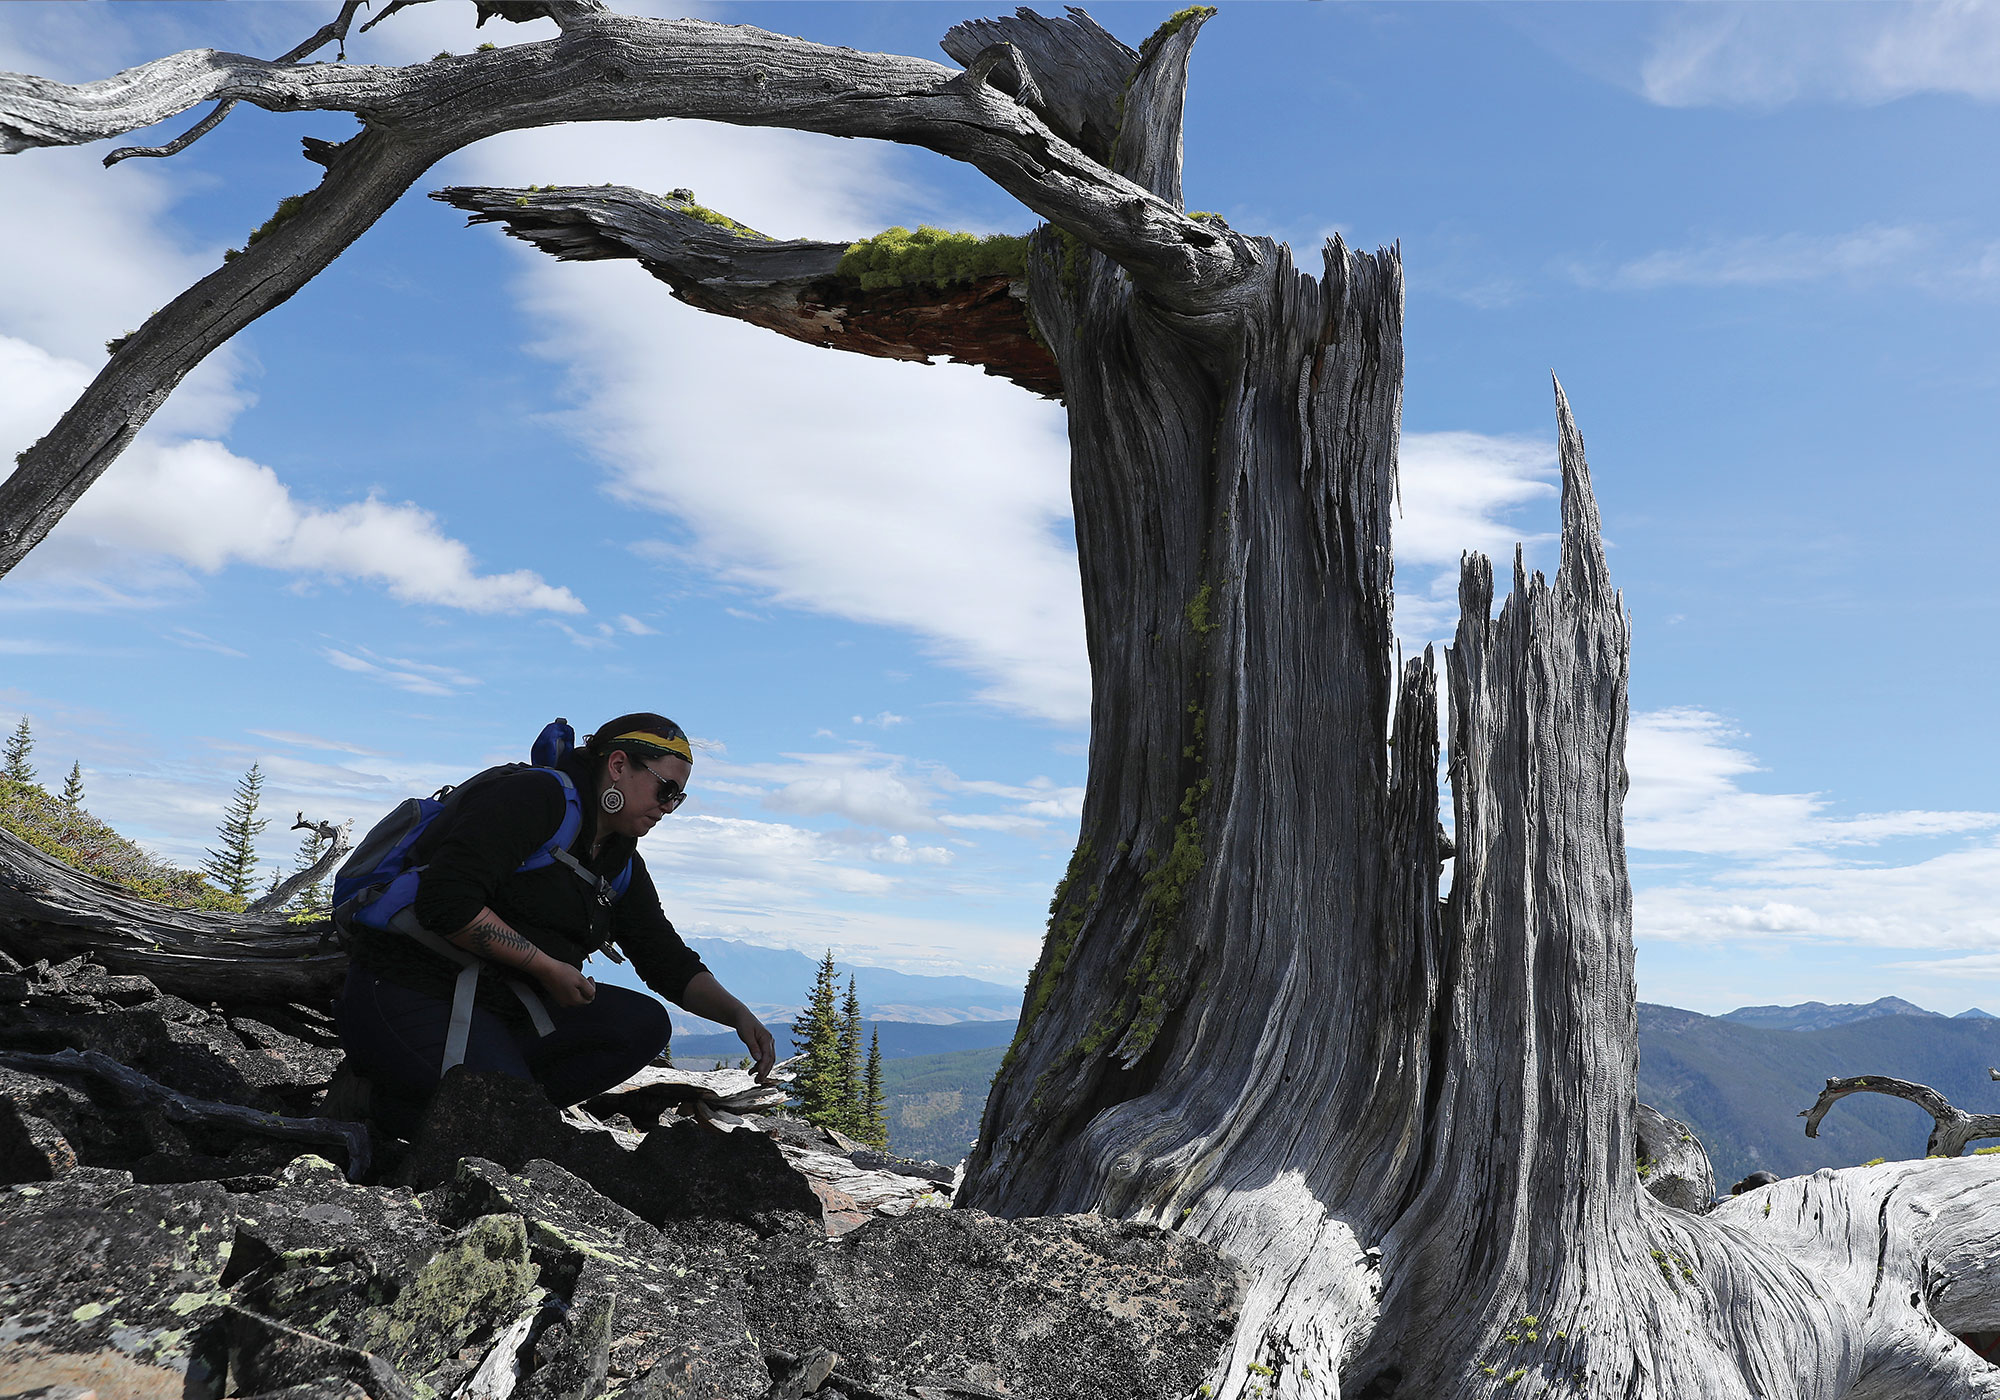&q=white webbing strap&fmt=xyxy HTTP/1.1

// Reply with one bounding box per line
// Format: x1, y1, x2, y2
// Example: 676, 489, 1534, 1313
387, 909, 554, 1073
